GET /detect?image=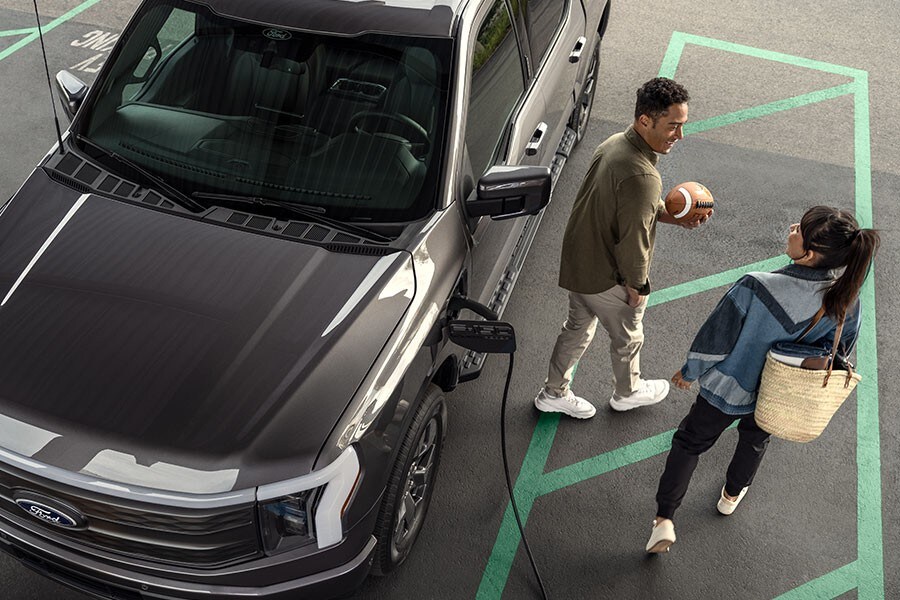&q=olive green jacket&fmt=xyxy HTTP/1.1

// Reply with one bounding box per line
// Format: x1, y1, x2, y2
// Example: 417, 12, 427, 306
558, 126, 664, 295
